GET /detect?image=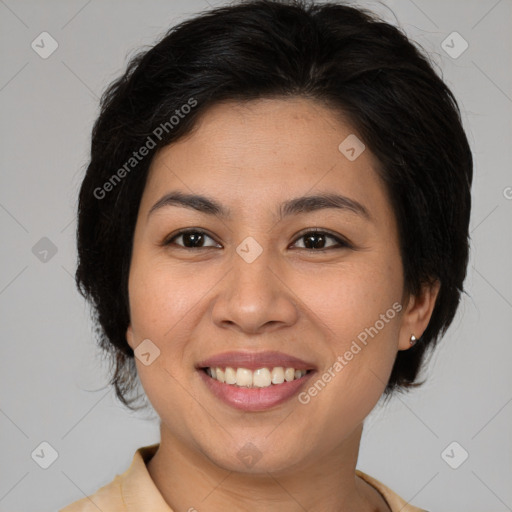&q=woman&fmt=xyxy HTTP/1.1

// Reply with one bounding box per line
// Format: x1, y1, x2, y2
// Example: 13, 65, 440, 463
60, 0, 472, 510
